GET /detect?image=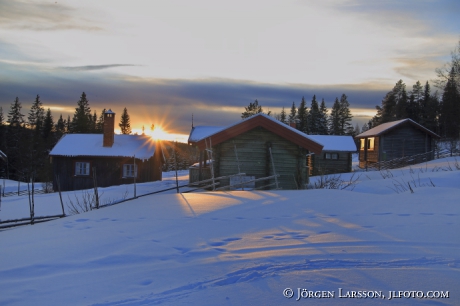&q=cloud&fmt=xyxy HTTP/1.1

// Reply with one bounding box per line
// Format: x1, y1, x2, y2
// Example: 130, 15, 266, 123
0, 0, 102, 31
59, 64, 138, 71
0, 60, 391, 134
